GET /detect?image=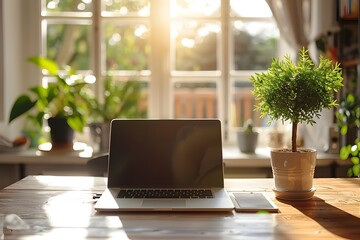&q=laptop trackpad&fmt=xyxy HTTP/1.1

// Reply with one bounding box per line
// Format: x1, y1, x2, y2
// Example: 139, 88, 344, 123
142, 200, 186, 208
